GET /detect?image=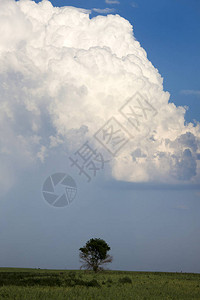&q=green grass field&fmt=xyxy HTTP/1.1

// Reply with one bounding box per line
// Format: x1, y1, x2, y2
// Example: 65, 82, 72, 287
0, 268, 200, 300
